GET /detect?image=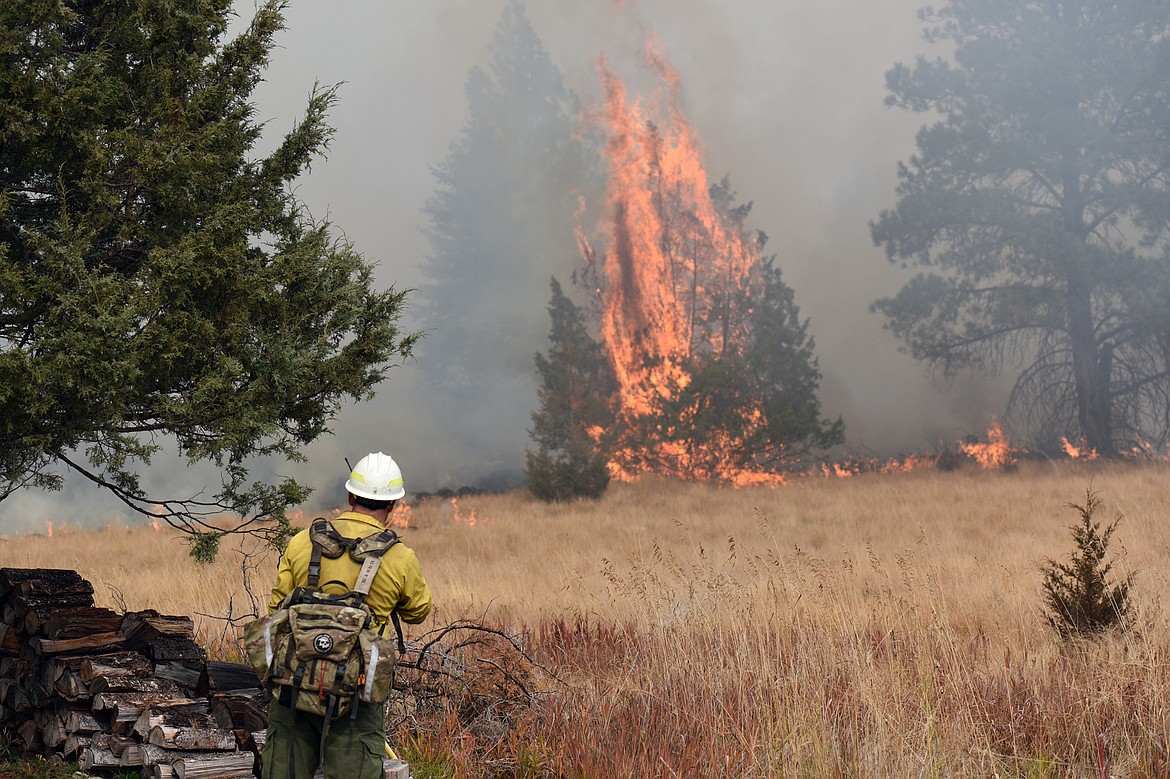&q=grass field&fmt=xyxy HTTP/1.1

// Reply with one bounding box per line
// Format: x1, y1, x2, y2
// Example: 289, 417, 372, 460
5, 459, 1170, 777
